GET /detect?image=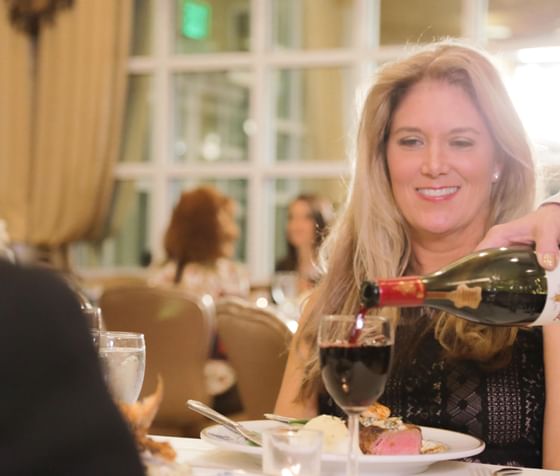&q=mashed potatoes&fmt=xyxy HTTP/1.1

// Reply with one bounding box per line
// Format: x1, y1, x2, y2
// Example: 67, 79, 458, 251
303, 415, 349, 454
